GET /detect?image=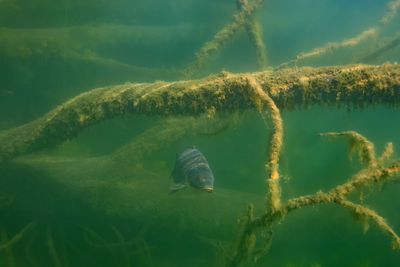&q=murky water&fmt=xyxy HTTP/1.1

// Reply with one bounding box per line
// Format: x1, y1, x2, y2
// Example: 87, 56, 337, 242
1, 0, 400, 266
